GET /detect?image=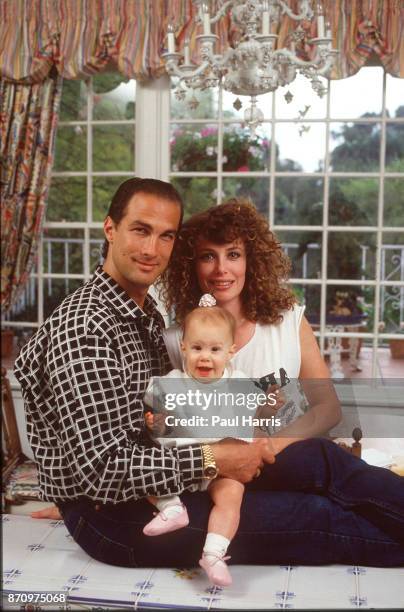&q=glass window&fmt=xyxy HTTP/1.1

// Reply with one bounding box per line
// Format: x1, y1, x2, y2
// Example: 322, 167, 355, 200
168, 66, 404, 378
